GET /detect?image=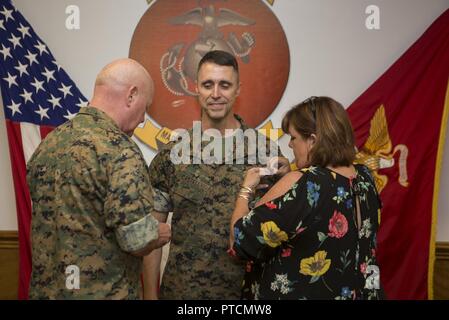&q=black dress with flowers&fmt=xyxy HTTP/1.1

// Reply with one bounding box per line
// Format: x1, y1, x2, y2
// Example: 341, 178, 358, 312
232, 164, 385, 300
